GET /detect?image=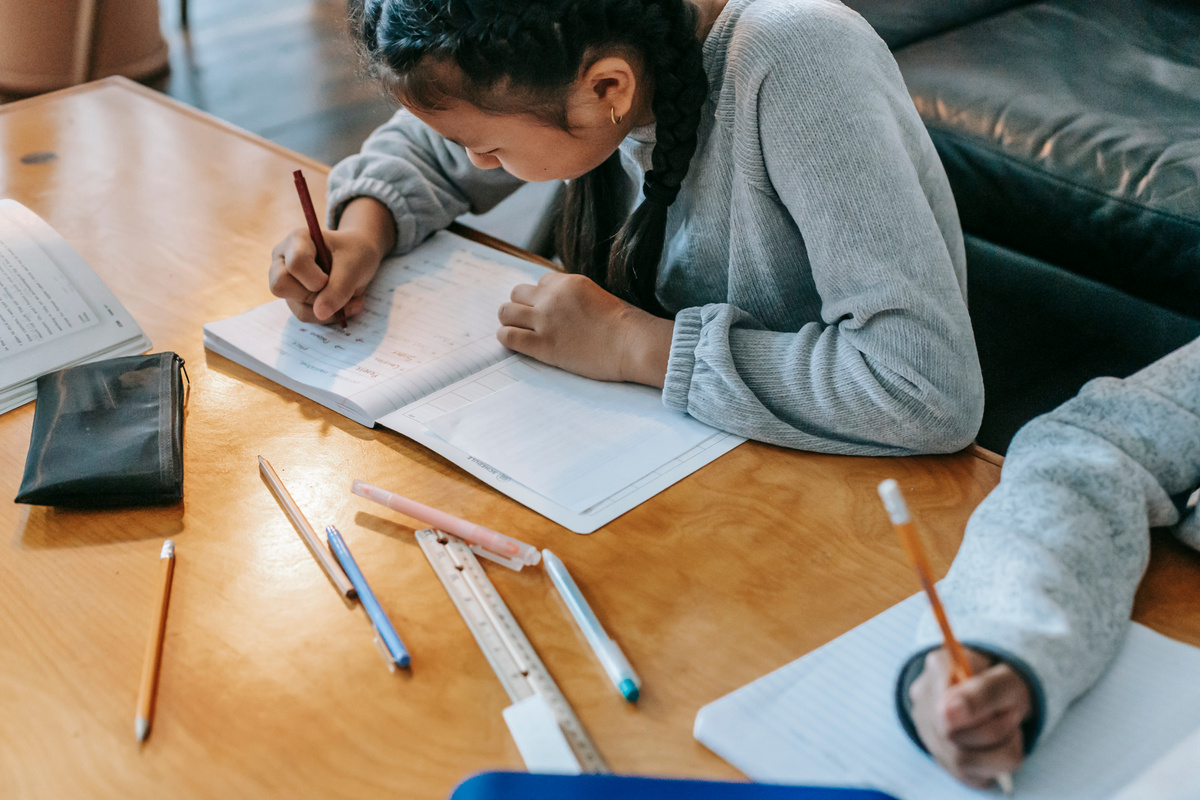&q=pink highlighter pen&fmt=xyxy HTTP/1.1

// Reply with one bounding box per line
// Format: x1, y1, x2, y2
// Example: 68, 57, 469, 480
351, 480, 541, 571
